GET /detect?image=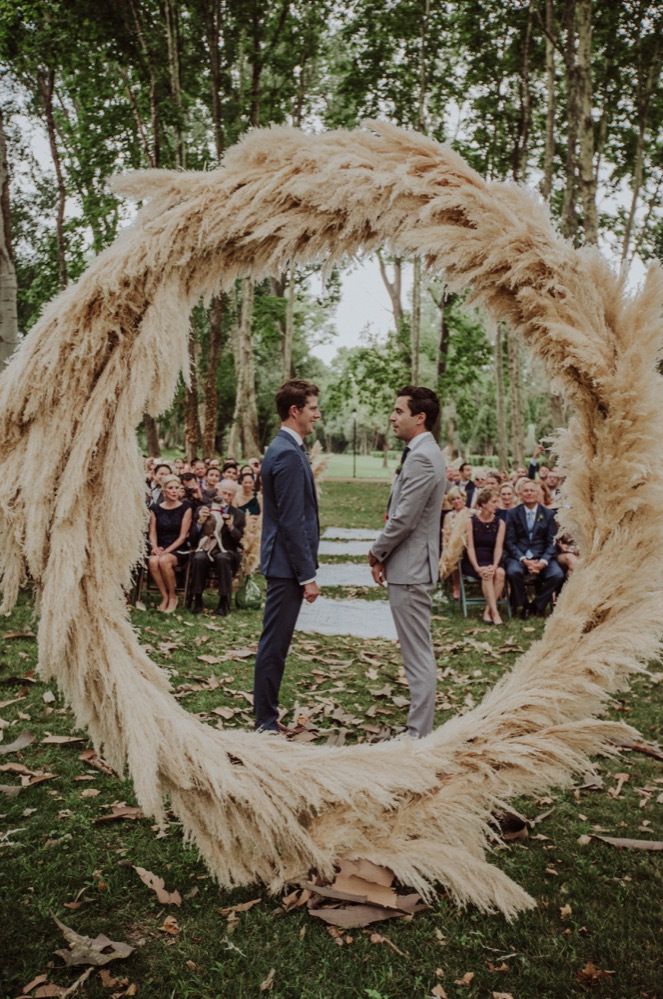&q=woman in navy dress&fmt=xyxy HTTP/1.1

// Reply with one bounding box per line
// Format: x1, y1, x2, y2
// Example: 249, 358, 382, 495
148, 476, 192, 613
462, 486, 506, 625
